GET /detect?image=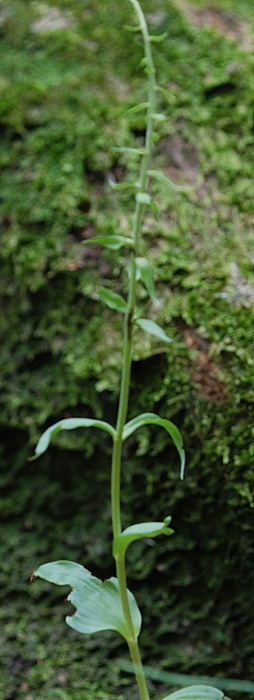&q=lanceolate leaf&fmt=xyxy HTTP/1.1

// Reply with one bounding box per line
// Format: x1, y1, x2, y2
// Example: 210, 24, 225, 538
135, 318, 172, 343
31, 418, 116, 459
83, 235, 133, 250
98, 287, 128, 313
33, 561, 142, 641
126, 102, 149, 115
136, 257, 157, 301
124, 24, 142, 33
161, 686, 230, 700
148, 200, 160, 220
113, 147, 147, 155
108, 175, 138, 190
123, 413, 185, 479
113, 517, 173, 559
149, 32, 168, 43
148, 169, 187, 190
156, 85, 174, 103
